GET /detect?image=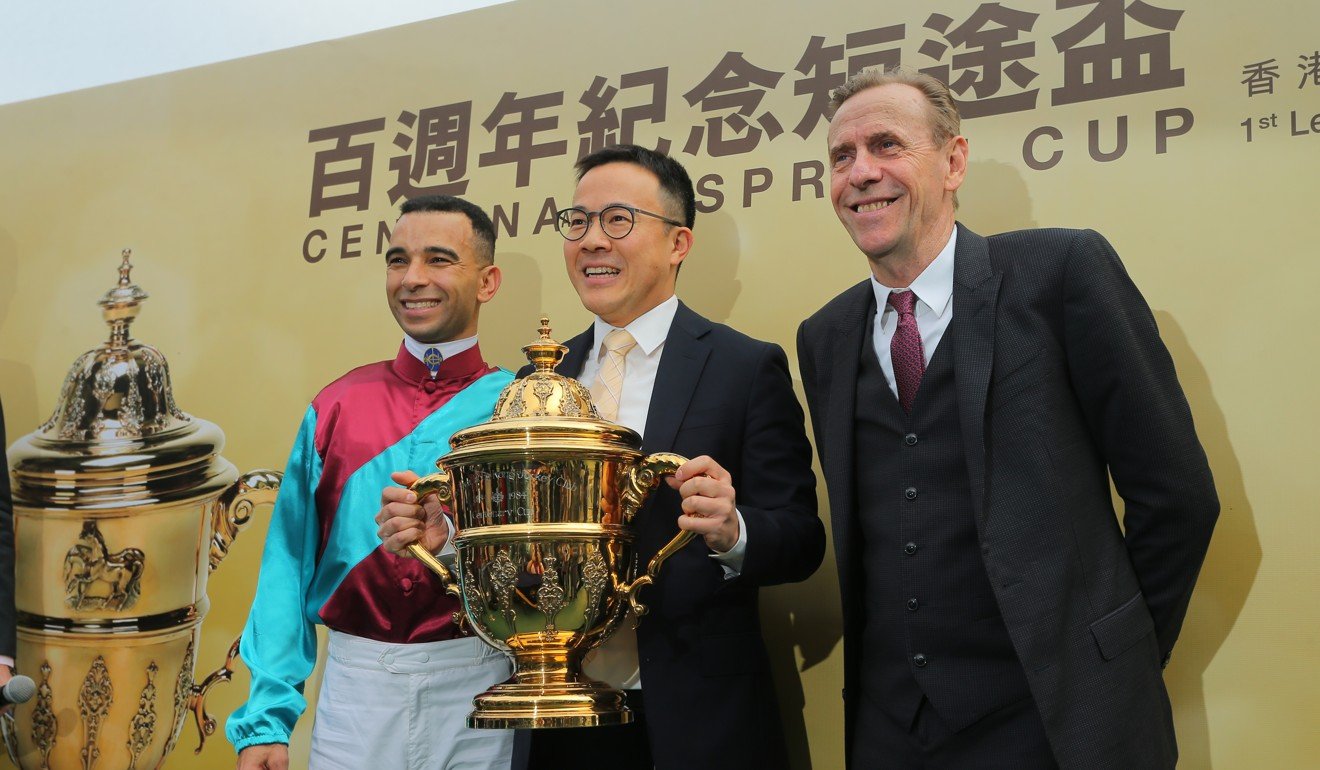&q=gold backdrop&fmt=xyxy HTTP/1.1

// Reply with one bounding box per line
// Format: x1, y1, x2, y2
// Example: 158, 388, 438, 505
2, 1, 1316, 767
